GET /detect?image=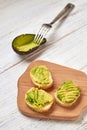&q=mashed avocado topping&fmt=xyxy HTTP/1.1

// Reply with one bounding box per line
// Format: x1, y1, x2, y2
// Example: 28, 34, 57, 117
16, 42, 39, 52
30, 66, 51, 87
12, 34, 46, 54
25, 88, 53, 108
13, 34, 39, 52
57, 81, 80, 103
